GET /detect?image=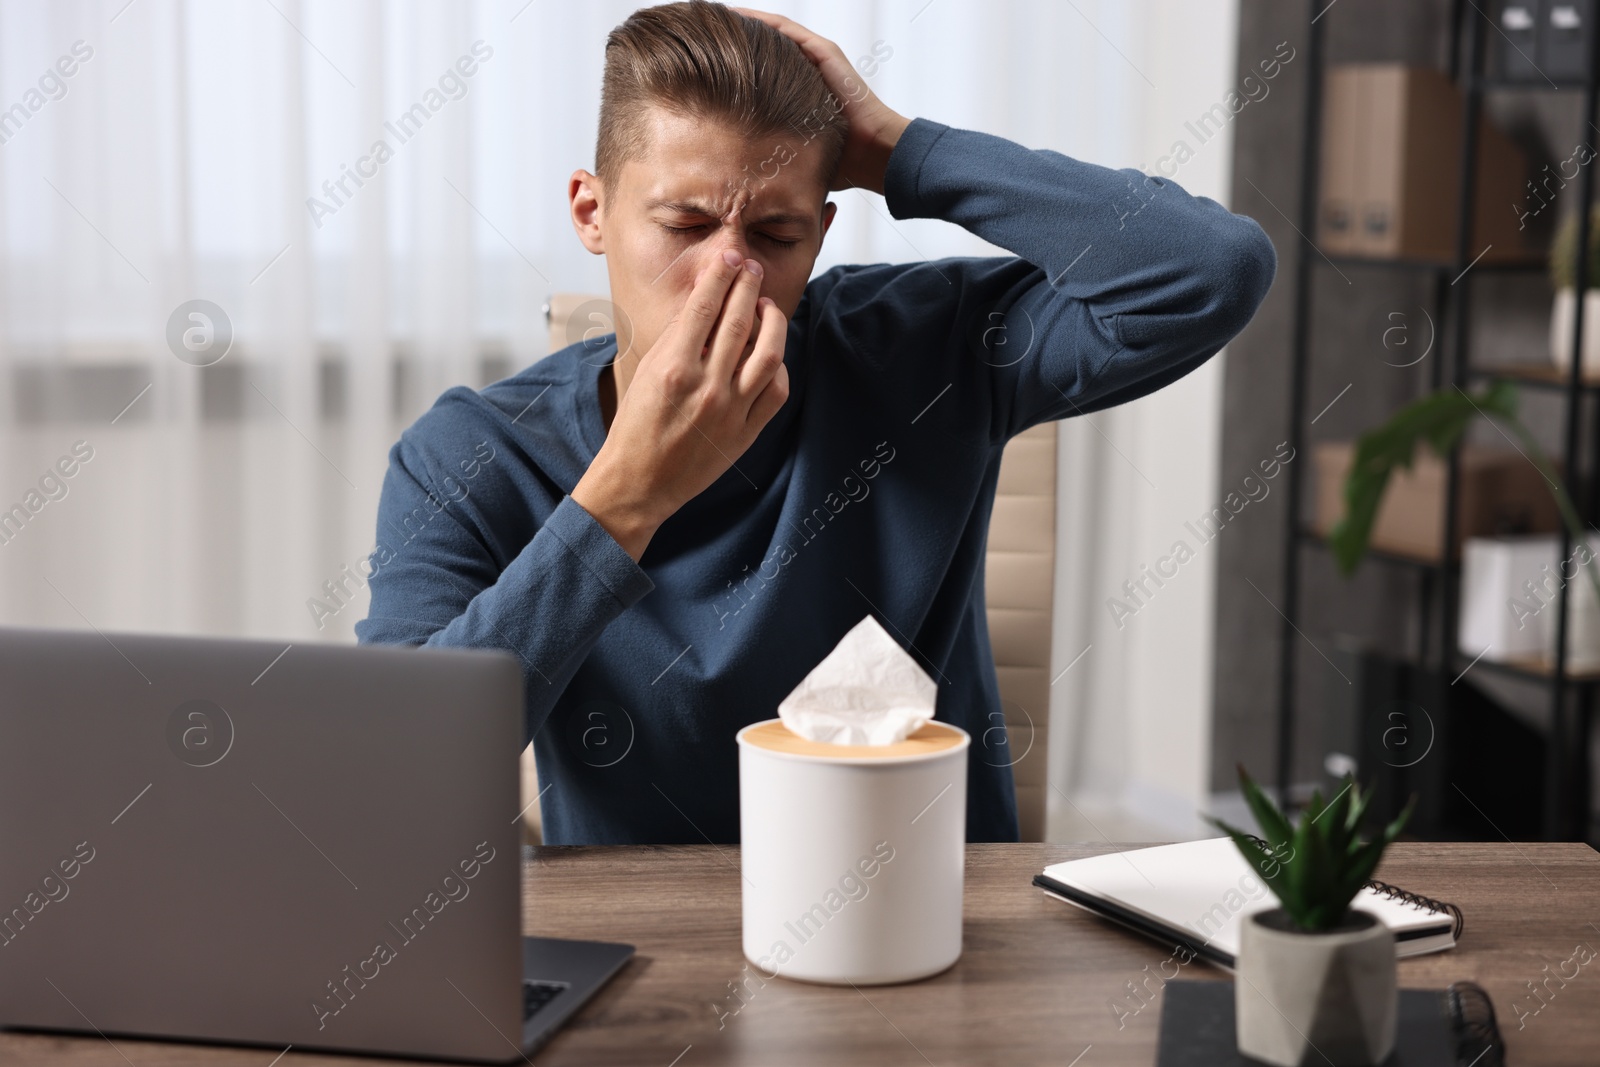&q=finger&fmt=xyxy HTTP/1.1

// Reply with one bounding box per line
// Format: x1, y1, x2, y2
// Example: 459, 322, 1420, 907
731, 7, 790, 32
670, 248, 747, 361
734, 9, 836, 69
734, 297, 788, 403
706, 257, 763, 382
731, 7, 875, 117
733, 8, 834, 70
745, 357, 789, 430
